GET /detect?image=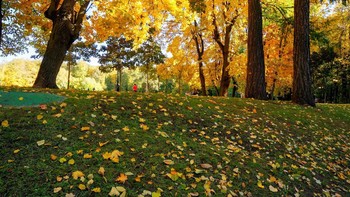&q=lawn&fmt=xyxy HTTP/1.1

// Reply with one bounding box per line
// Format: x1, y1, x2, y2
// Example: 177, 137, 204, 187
0, 88, 349, 196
